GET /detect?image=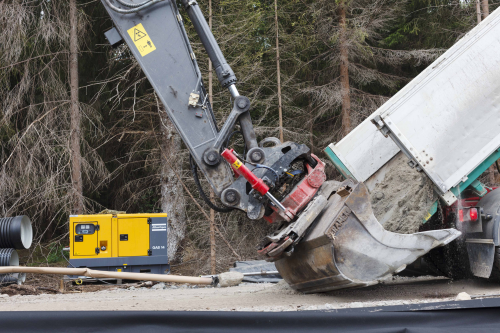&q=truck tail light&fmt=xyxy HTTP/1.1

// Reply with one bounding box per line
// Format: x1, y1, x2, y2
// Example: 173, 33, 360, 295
470, 208, 478, 221
458, 208, 479, 222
